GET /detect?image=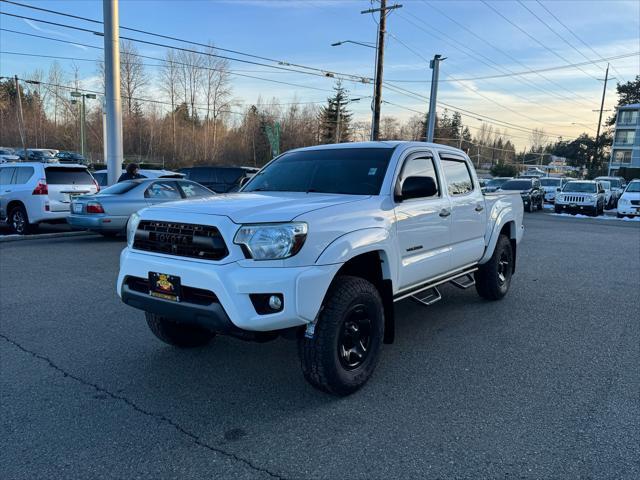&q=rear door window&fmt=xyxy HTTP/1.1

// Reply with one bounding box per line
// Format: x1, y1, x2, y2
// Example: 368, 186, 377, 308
0, 167, 16, 185
441, 159, 474, 195
144, 181, 182, 199
45, 167, 94, 185
14, 167, 35, 184
178, 181, 213, 198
